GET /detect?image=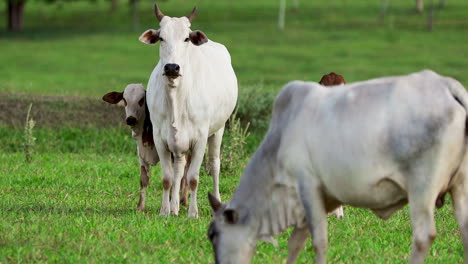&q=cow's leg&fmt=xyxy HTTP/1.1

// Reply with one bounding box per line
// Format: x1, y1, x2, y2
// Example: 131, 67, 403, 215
156, 141, 173, 216
187, 138, 209, 218
180, 155, 191, 207
170, 154, 187, 216
451, 175, 468, 263
408, 193, 437, 264
207, 126, 224, 201
298, 176, 328, 264
407, 165, 439, 264
137, 160, 150, 211
328, 206, 344, 219
287, 226, 310, 264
